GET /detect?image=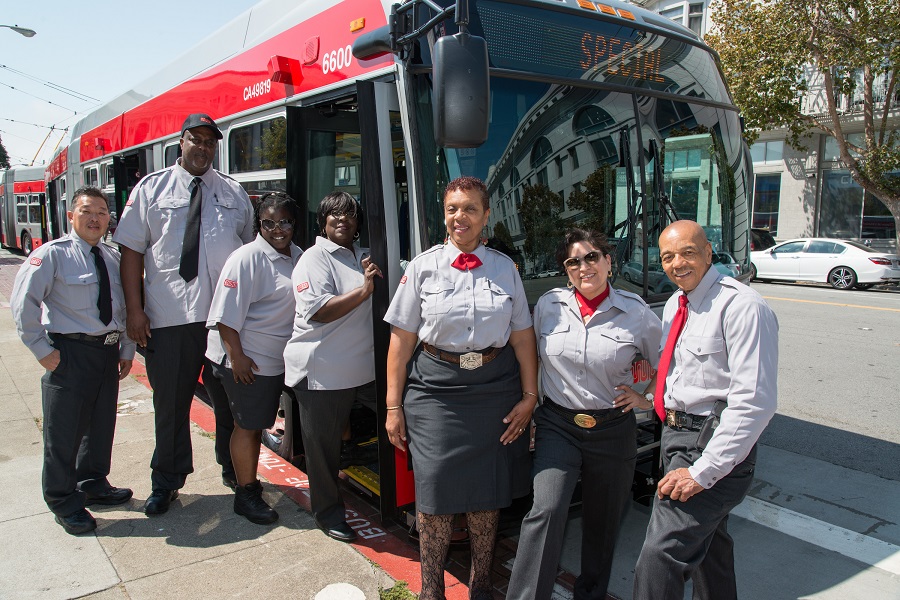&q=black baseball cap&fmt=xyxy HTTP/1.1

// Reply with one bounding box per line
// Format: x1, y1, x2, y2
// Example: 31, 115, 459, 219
181, 113, 223, 139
